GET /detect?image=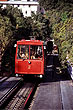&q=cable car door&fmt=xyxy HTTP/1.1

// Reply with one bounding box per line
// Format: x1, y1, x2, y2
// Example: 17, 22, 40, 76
16, 45, 29, 74
28, 45, 44, 75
